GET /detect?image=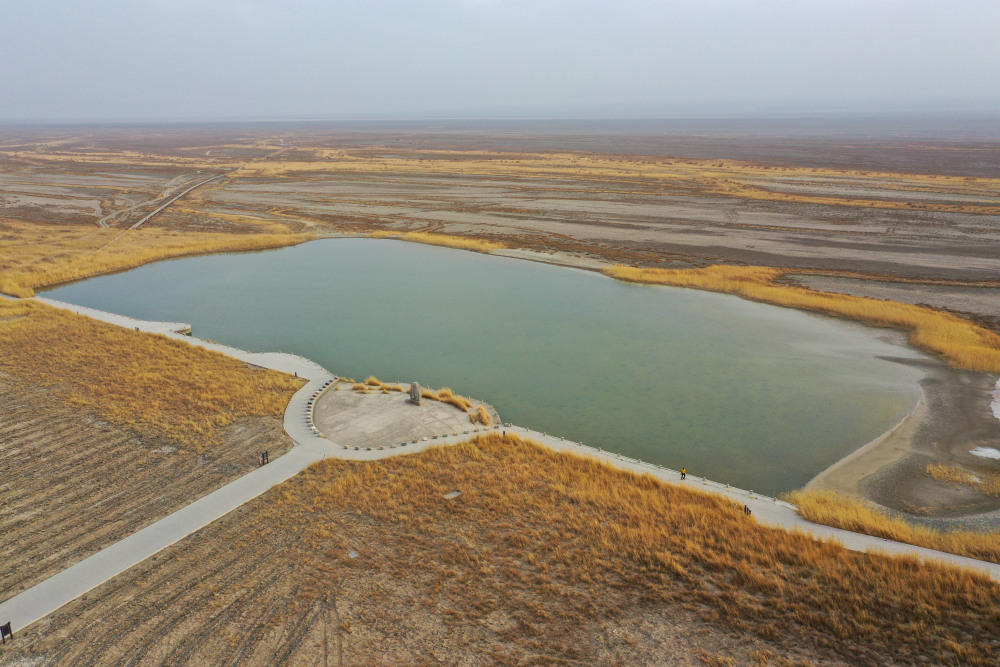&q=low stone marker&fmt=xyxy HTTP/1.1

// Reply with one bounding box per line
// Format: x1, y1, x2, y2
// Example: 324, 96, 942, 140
408, 382, 422, 405
444, 491, 462, 500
